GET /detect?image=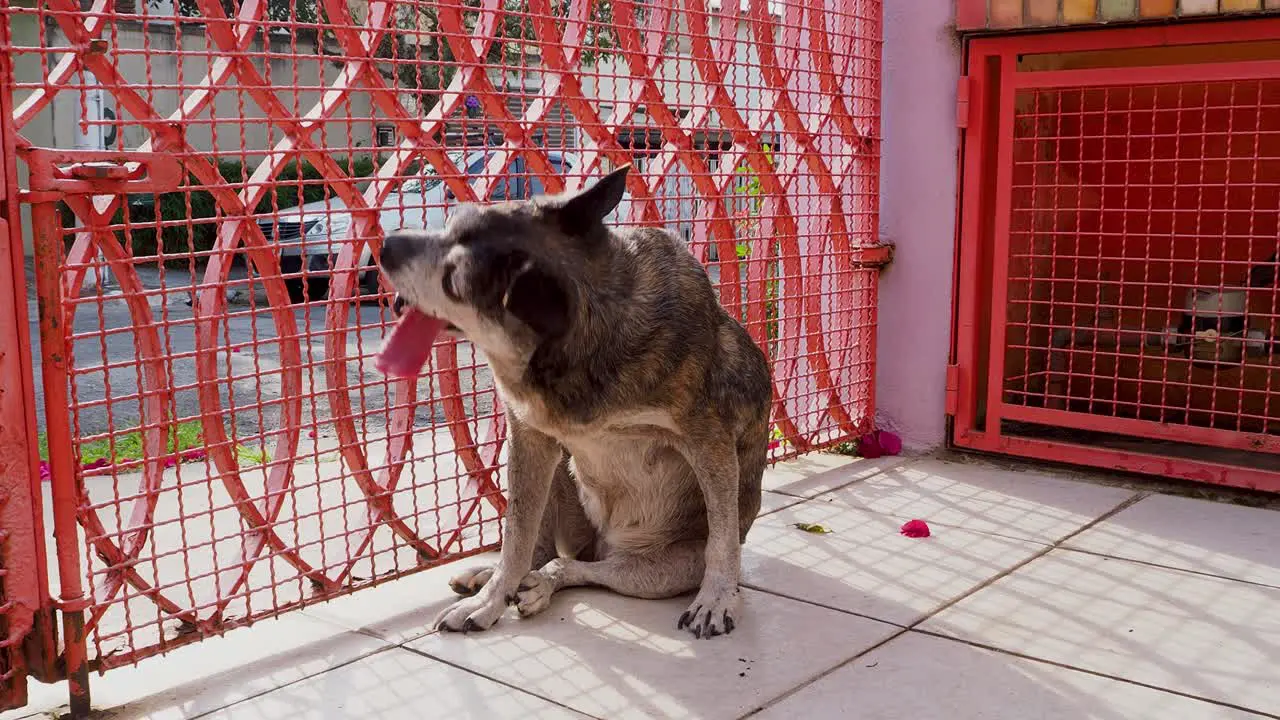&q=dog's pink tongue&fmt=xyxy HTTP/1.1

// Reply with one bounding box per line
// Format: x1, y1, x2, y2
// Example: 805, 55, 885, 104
375, 308, 445, 378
